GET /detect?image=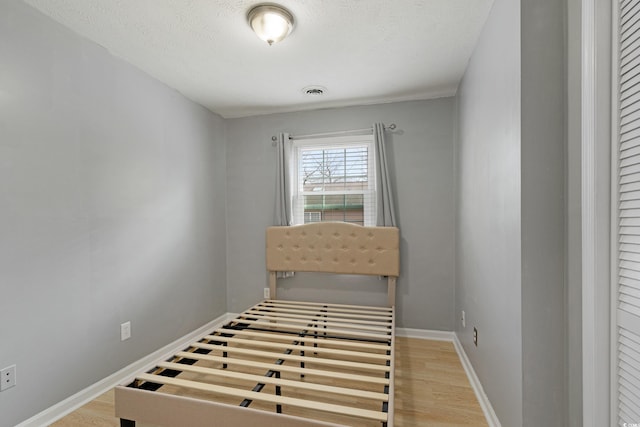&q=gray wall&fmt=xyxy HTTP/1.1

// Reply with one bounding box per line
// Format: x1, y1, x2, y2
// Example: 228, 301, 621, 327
454, 0, 523, 425
225, 99, 456, 330
456, 0, 569, 426
520, 0, 567, 425
0, 2, 227, 426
